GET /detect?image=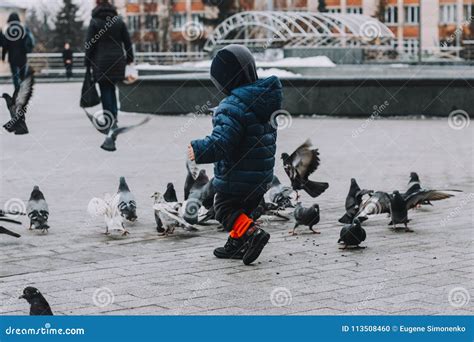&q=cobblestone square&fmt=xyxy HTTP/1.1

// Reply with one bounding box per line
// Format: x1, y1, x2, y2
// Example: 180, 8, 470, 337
0, 83, 472, 315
